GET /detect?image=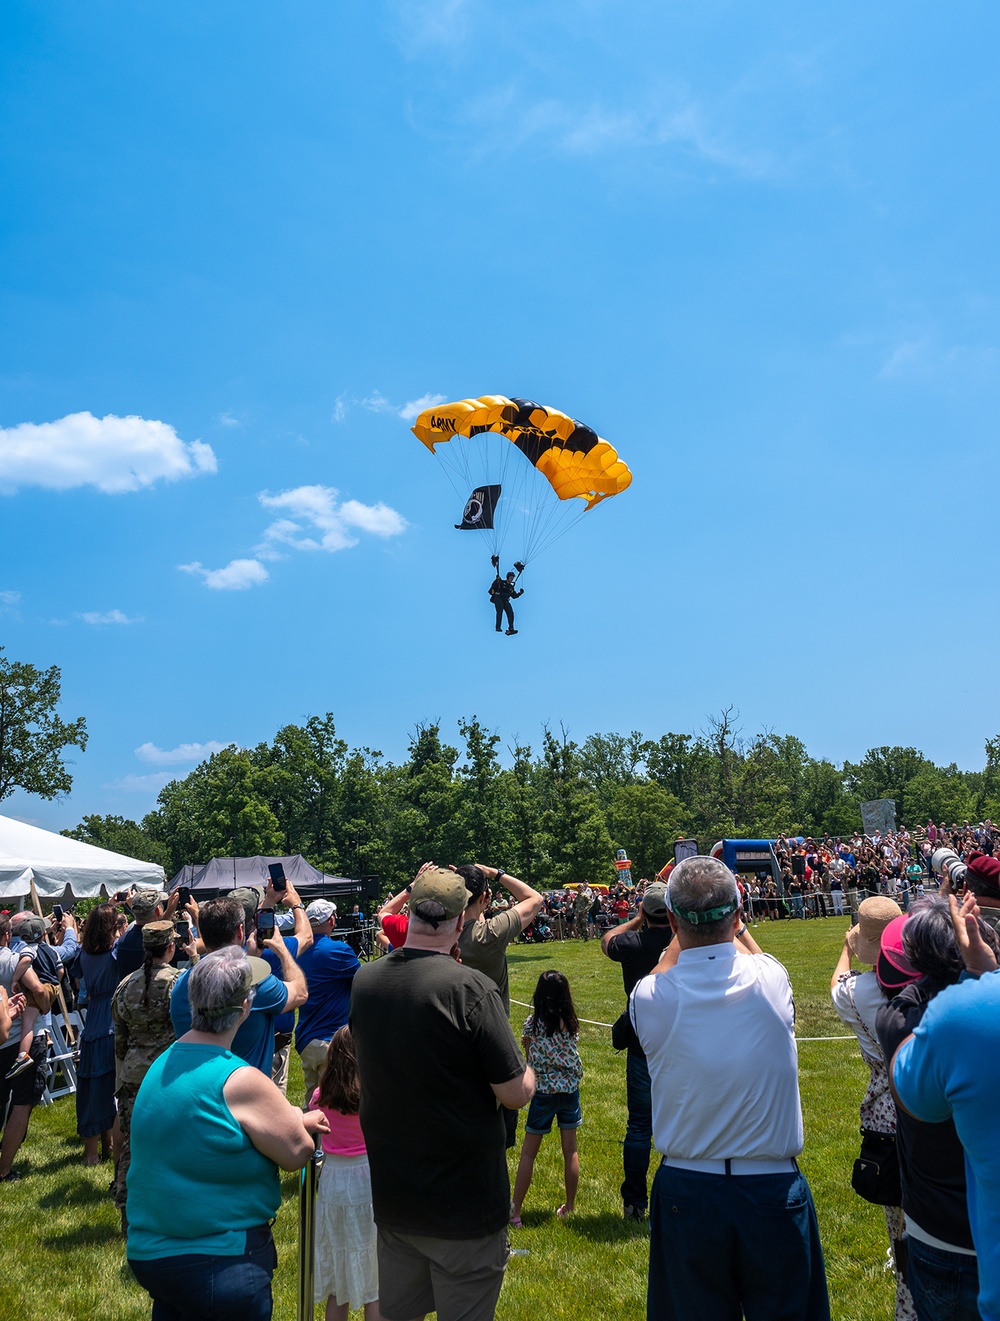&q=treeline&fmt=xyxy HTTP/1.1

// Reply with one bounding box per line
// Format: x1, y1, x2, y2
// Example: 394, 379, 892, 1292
64, 710, 1000, 893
